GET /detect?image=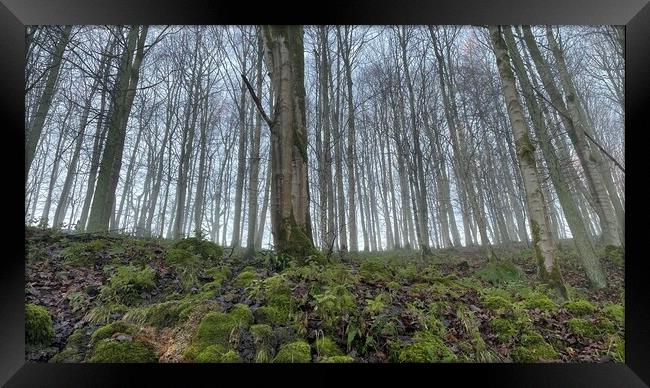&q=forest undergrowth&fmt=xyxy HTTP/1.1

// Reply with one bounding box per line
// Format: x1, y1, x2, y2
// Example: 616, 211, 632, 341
25, 226, 624, 363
